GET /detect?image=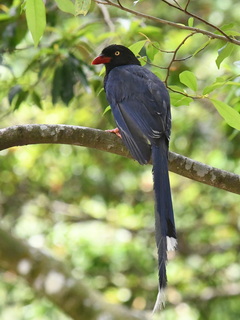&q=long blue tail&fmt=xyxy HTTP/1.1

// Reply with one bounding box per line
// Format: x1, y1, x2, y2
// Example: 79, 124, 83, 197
151, 138, 177, 311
